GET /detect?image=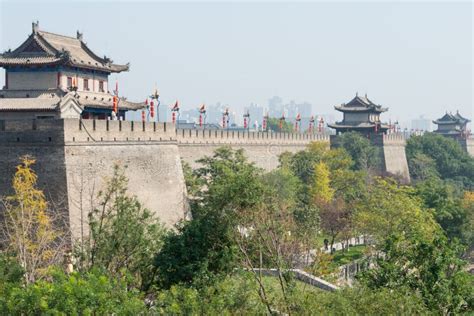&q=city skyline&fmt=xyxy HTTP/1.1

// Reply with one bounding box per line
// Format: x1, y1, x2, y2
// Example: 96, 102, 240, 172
0, 1, 472, 124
